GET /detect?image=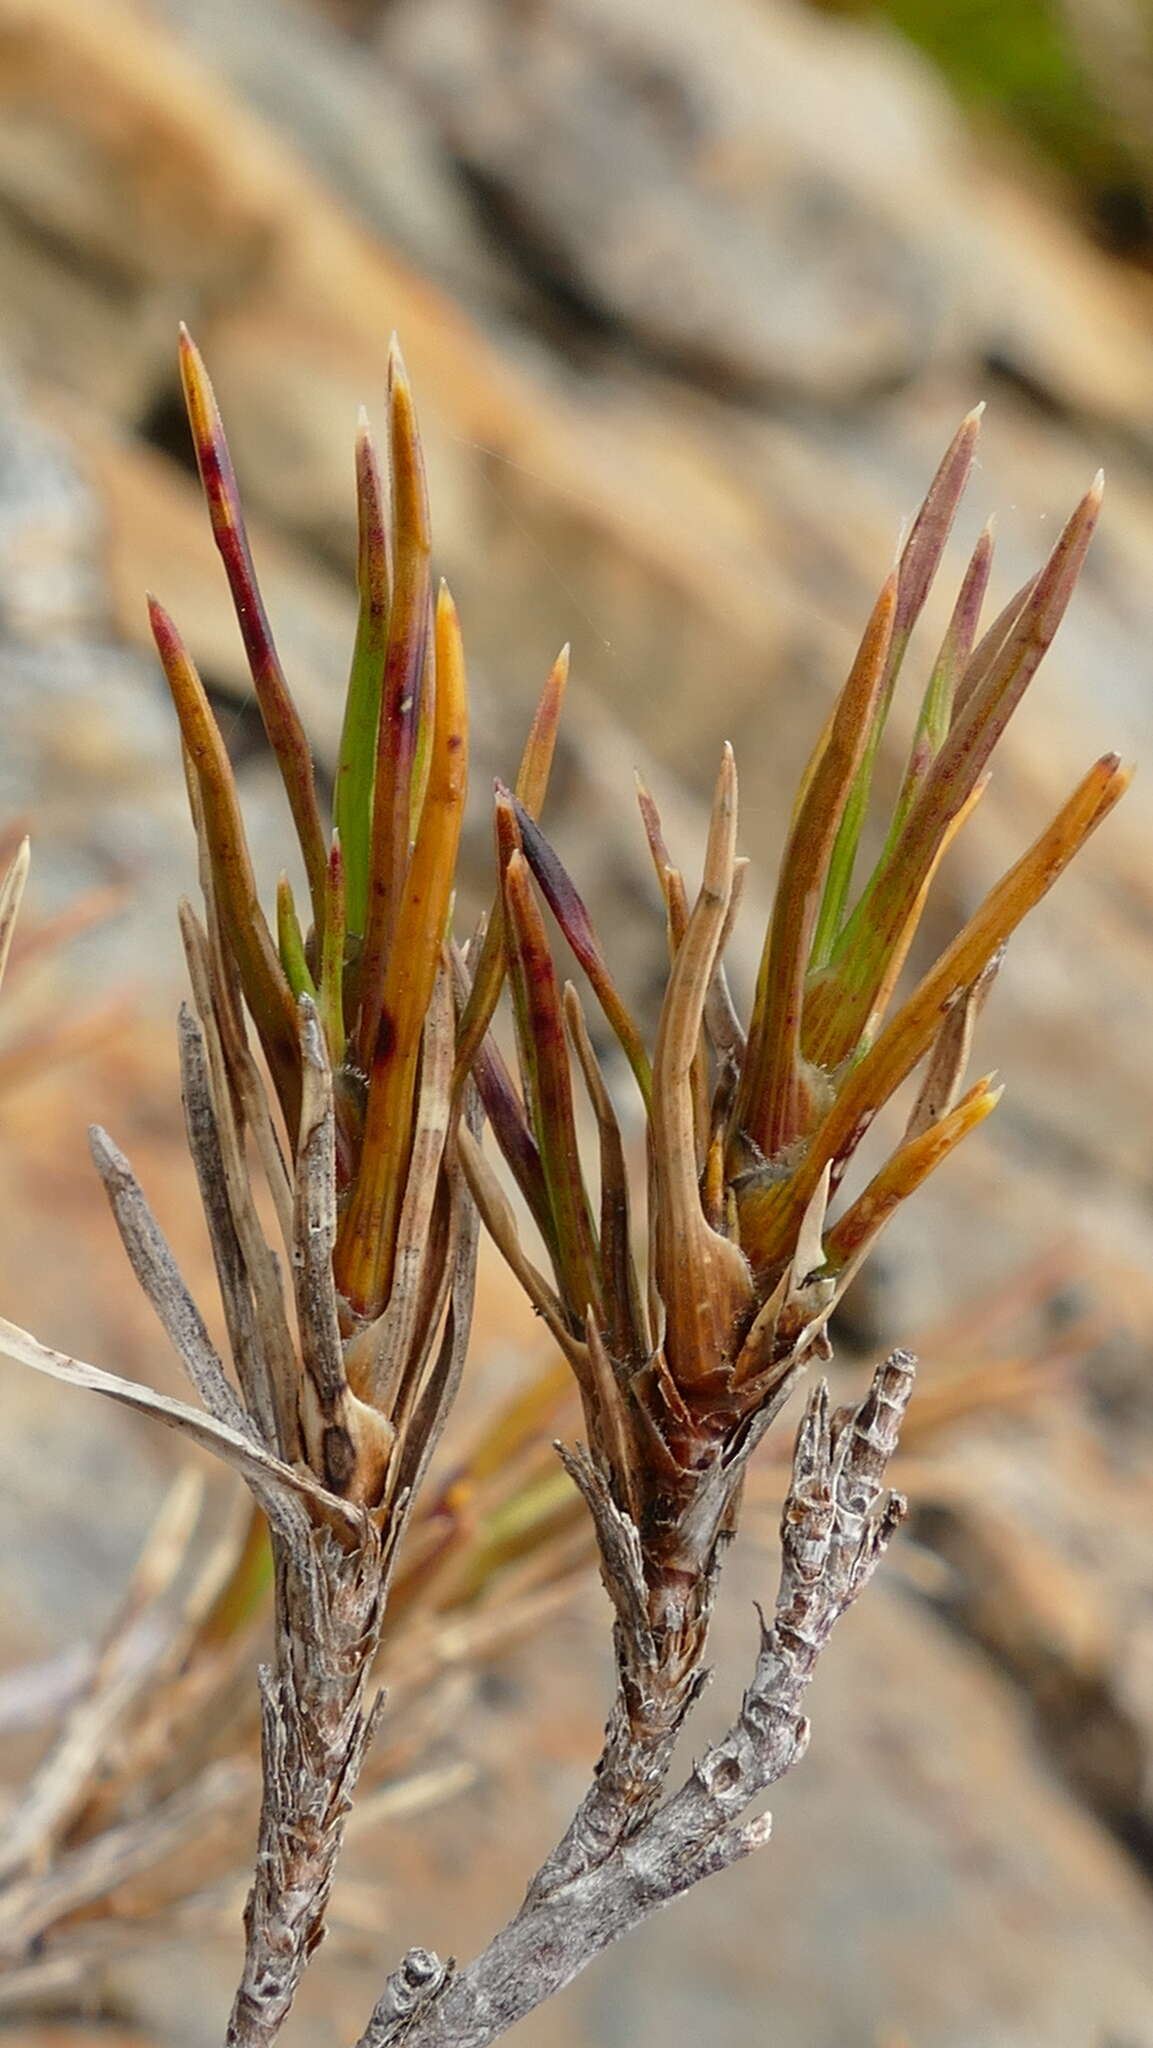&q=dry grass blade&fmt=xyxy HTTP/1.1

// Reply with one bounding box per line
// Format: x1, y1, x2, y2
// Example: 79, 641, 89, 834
0, 839, 30, 997
0, 1762, 248, 1966
0, 1470, 202, 1886
390, 1137, 482, 1513
292, 1001, 395, 1505
177, 1001, 278, 1455
180, 905, 302, 1462
88, 1125, 252, 1437
0, 1317, 358, 1538
345, 960, 455, 1422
